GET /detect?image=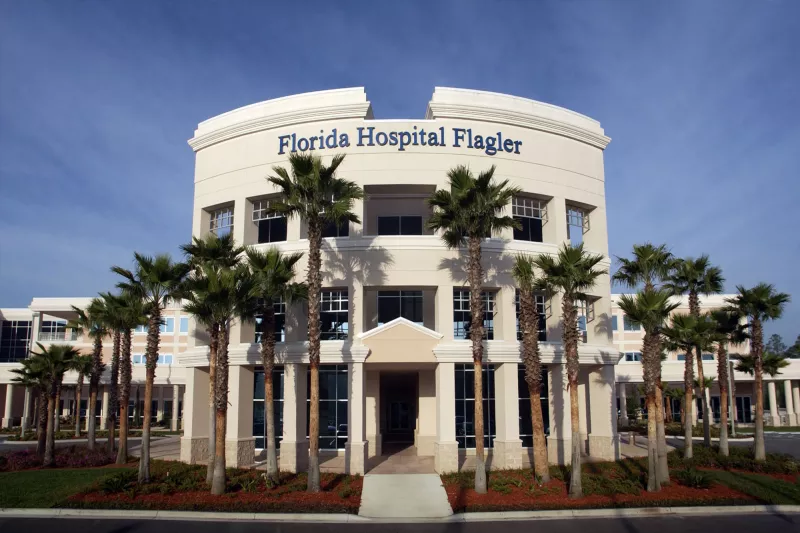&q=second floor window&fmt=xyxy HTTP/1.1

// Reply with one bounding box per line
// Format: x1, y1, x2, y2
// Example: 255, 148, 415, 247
454, 289, 495, 340
321, 290, 349, 340
377, 215, 423, 236
566, 206, 589, 247
377, 290, 423, 325
0, 320, 31, 362
624, 352, 642, 362
512, 196, 545, 243
252, 200, 287, 244
515, 290, 547, 342
40, 320, 67, 340
159, 317, 175, 334
254, 298, 286, 343
623, 316, 641, 331
210, 207, 234, 237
